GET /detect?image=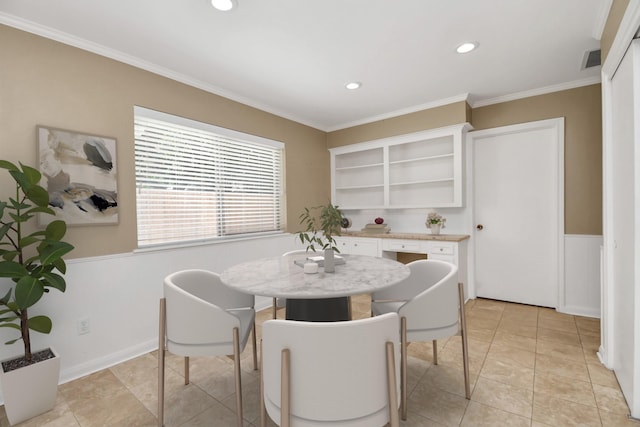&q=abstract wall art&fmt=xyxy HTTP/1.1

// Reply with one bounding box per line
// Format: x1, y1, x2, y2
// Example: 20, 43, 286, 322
37, 126, 118, 225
